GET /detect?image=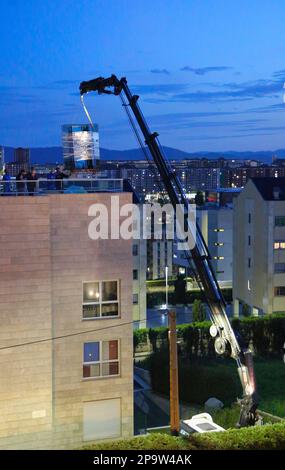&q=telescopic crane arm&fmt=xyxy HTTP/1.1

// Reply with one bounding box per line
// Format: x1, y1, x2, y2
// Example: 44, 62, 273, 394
80, 74, 259, 427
